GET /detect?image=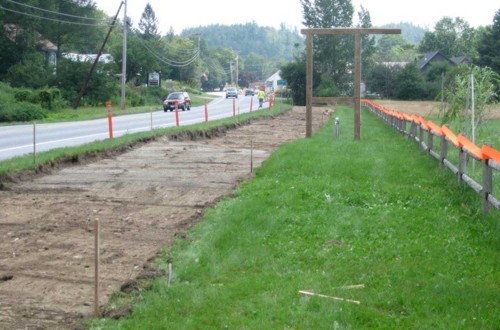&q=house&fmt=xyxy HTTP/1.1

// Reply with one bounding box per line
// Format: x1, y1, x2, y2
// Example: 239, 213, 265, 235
417, 51, 456, 71
62, 53, 114, 64
450, 55, 472, 66
3, 24, 58, 66
265, 71, 287, 93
